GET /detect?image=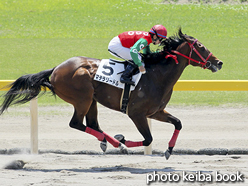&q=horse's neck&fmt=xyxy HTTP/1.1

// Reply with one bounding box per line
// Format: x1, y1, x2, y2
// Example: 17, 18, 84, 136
170, 60, 187, 85
162, 43, 190, 88
154, 59, 188, 89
